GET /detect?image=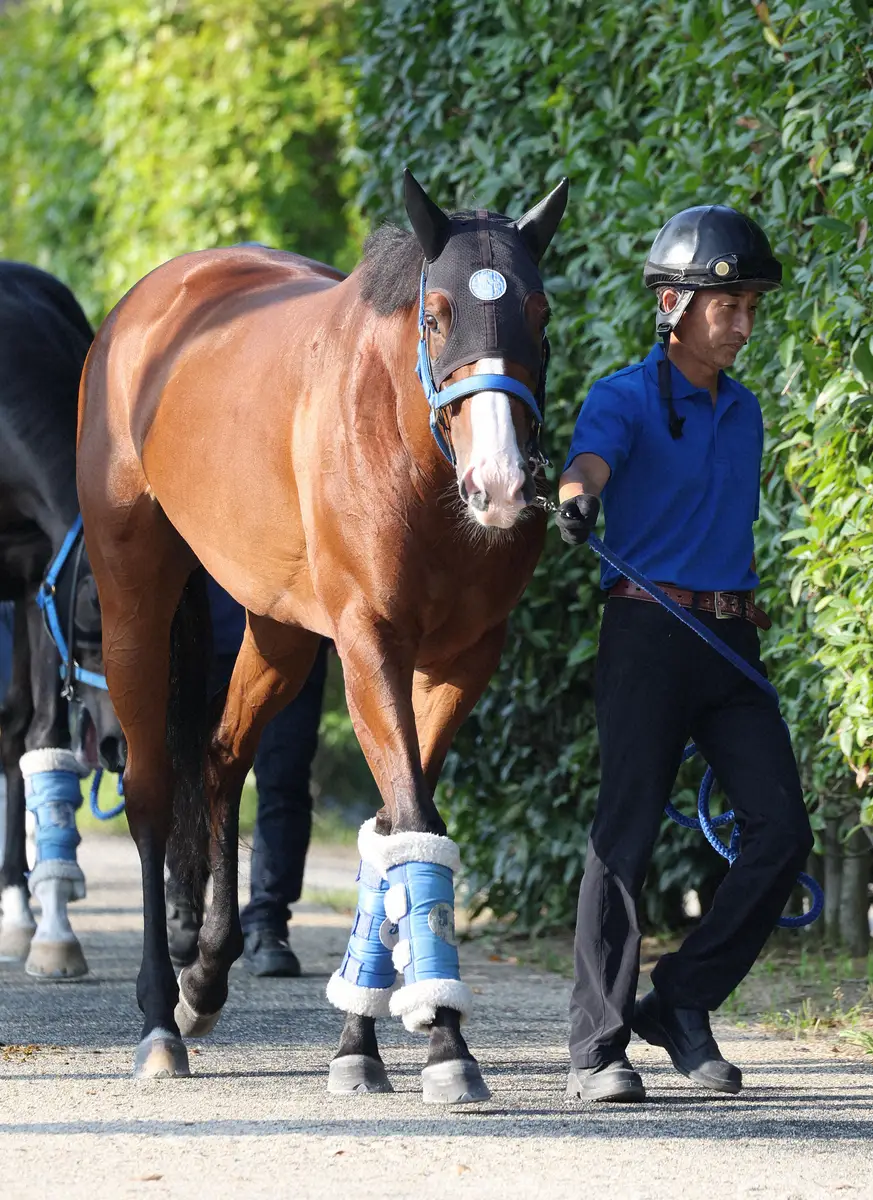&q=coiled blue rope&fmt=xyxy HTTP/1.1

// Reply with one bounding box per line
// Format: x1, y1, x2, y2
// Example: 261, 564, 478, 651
89, 769, 126, 821
587, 533, 824, 928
